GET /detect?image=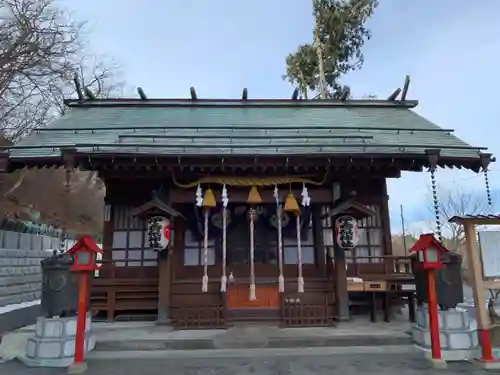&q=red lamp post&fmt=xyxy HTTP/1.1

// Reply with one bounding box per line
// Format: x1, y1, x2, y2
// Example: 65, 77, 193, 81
66, 235, 102, 373
410, 233, 447, 362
